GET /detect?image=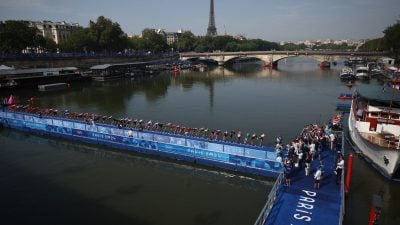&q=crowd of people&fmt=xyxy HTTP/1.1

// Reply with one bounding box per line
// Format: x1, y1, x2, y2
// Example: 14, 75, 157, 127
3, 96, 267, 146
278, 123, 343, 189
